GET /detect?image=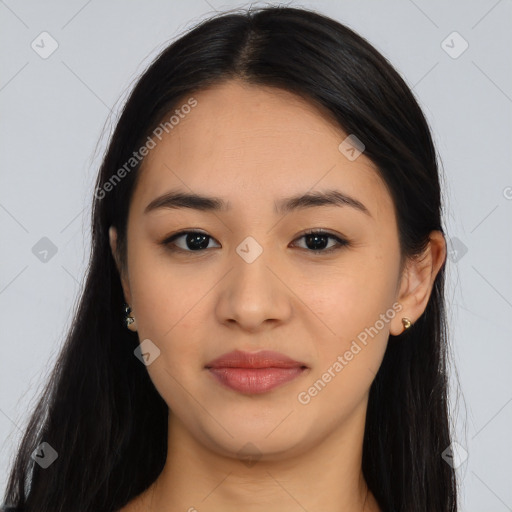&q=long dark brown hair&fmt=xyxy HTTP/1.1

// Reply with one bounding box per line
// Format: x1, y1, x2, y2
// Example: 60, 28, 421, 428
2, 6, 457, 511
